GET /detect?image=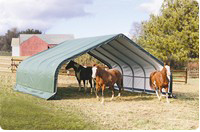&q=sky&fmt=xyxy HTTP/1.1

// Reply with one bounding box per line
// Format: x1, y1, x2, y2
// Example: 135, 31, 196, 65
0, 0, 164, 38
